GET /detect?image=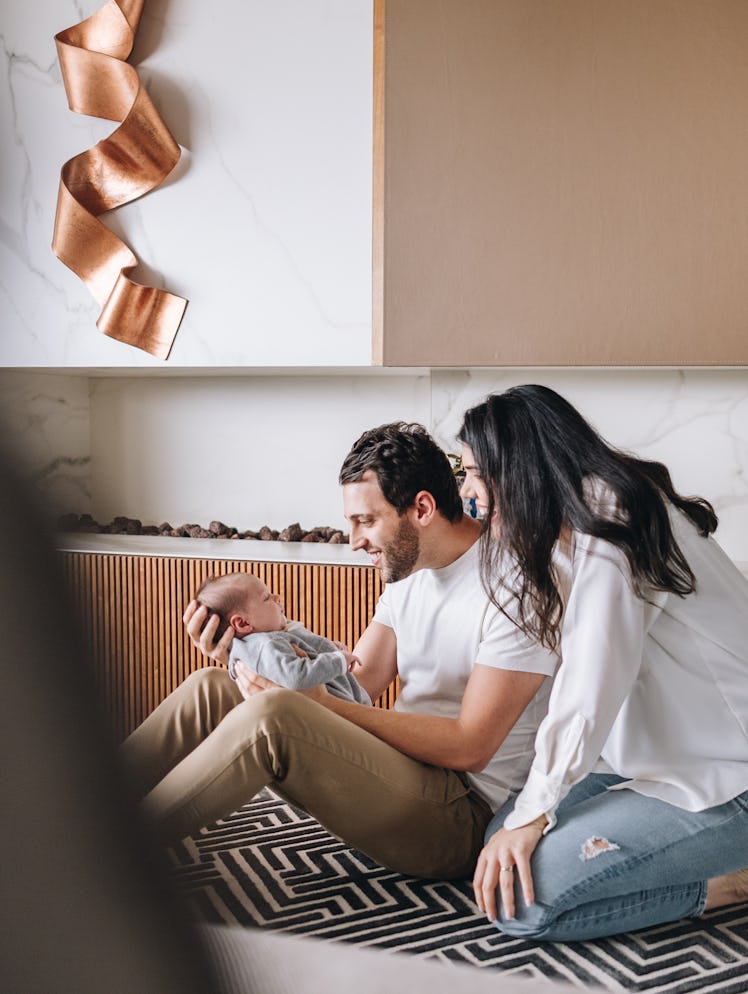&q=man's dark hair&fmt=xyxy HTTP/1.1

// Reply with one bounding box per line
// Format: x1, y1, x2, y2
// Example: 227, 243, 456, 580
339, 422, 463, 523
